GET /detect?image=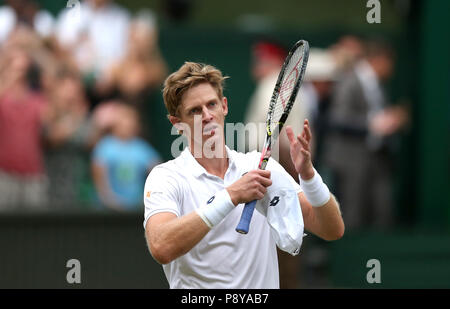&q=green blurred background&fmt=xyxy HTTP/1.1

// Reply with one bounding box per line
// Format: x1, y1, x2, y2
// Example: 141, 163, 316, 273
0, 0, 449, 288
